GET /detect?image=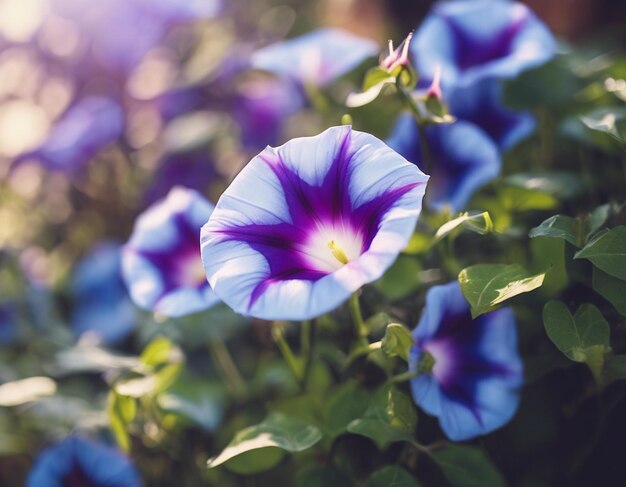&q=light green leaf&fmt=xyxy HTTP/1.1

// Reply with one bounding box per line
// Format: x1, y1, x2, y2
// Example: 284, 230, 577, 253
592, 267, 626, 316
140, 337, 183, 368
499, 186, 558, 211
207, 412, 322, 474
529, 215, 585, 247
433, 445, 506, 487
364, 466, 422, 487
575, 226, 626, 280
458, 264, 546, 318
434, 212, 493, 242
381, 323, 413, 362
346, 67, 396, 108
107, 390, 136, 452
